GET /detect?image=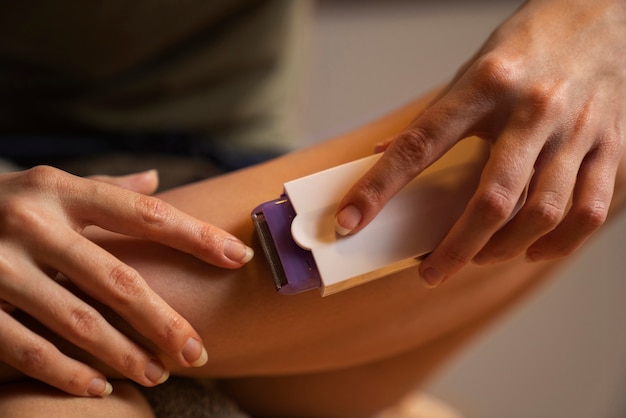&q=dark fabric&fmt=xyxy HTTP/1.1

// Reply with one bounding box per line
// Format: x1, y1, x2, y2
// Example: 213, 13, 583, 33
137, 378, 250, 418
0, 0, 298, 152
0, 133, 288, 176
